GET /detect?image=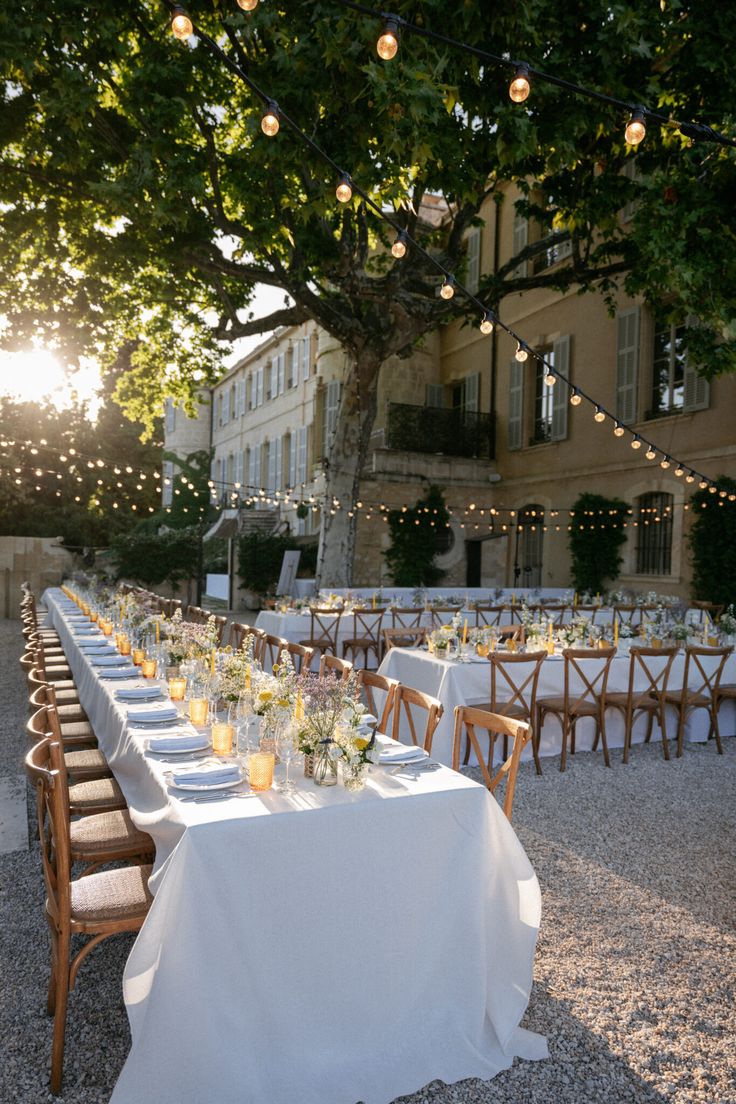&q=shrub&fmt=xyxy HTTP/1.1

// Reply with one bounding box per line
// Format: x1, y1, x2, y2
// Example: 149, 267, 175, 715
688, 475, 736, 607
568, 492, 629, 594
110, 526, 201, 589
384, 485, 450, 586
